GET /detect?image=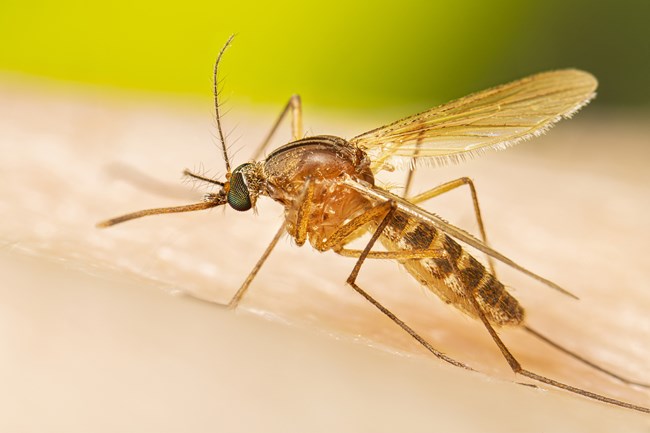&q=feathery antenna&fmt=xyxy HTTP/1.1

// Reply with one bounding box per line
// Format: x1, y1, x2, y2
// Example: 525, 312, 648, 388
214, 34, 235, 173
